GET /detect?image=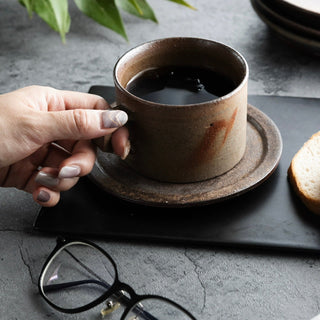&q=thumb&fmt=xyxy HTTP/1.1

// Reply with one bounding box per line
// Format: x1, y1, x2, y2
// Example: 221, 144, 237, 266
39, 109, 128, 142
